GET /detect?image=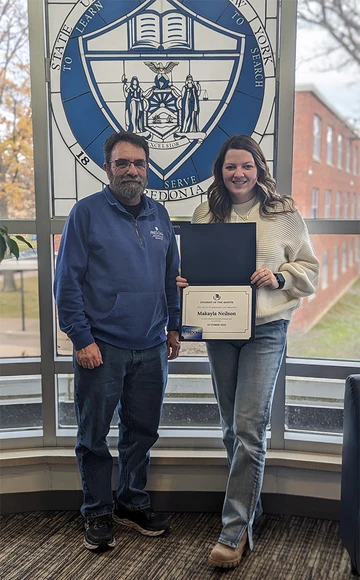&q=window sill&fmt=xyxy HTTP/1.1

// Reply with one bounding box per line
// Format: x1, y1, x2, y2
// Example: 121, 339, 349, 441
0, 447, 341, 472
